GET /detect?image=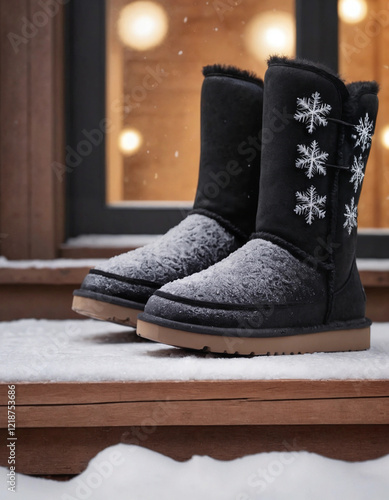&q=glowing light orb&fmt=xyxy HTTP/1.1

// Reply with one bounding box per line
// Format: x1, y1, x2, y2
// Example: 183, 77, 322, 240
244, 11, 295, 61
381, 126, 389, 149
118, 1, 168, 50
119, 128, 143, 155
338, 0, 367, 24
